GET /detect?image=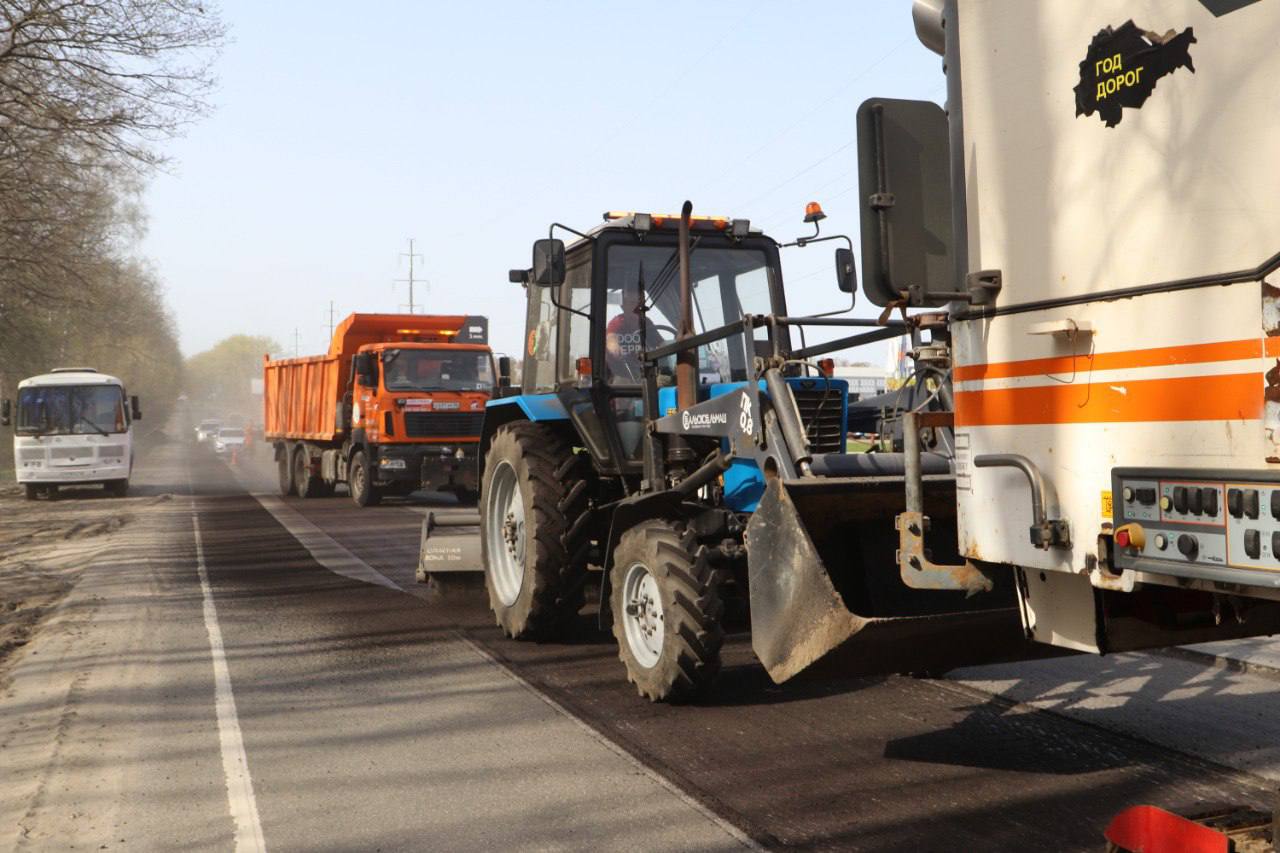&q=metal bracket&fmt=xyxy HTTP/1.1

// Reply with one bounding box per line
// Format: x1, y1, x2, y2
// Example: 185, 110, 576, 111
965, 269, 1002, 307
896, 410, 994, 594
896, 510, 995, 594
